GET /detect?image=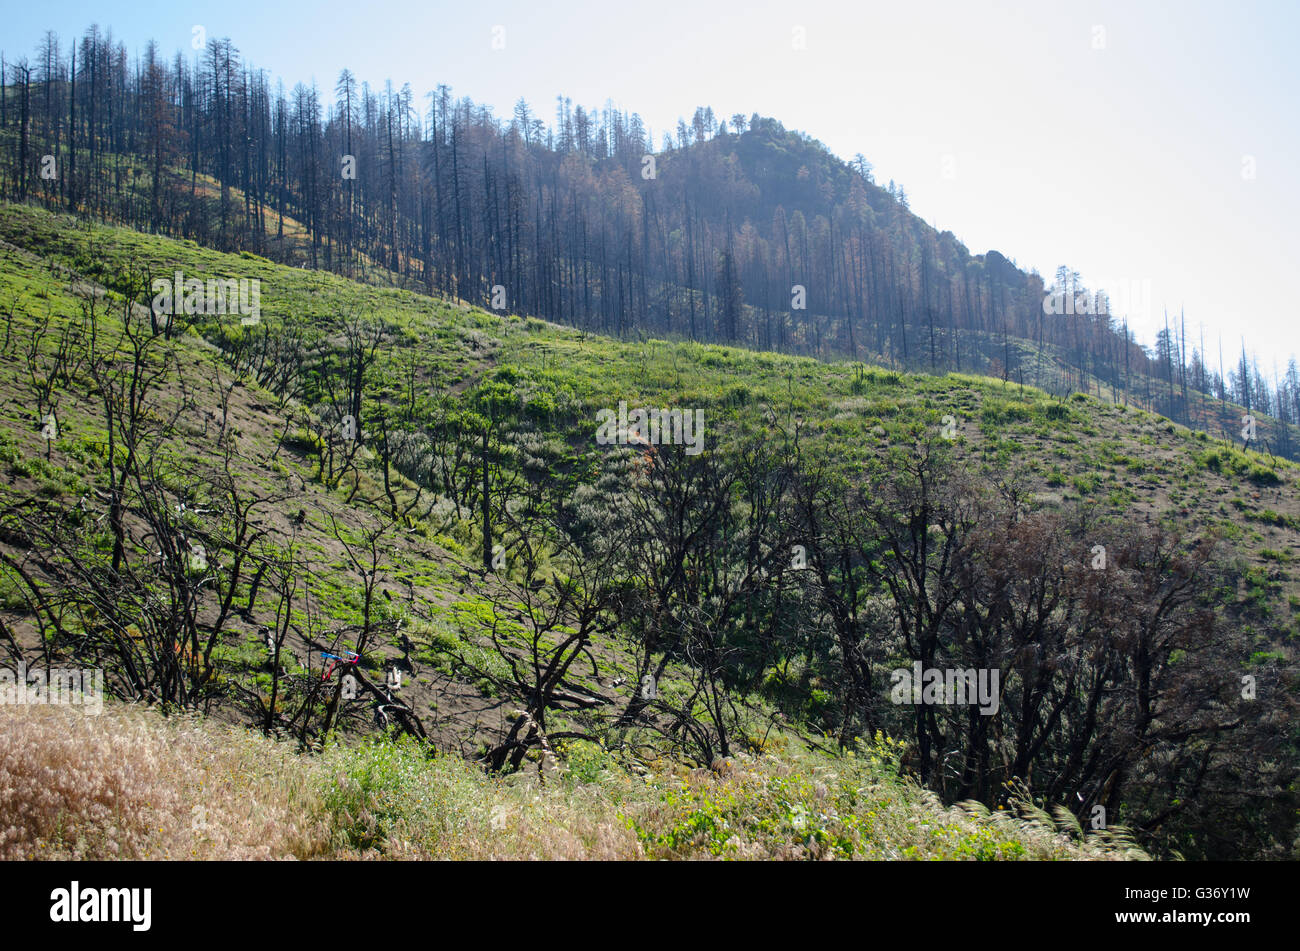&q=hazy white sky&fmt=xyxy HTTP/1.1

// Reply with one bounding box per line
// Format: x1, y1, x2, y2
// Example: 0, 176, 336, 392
7, 0, 1298, 367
